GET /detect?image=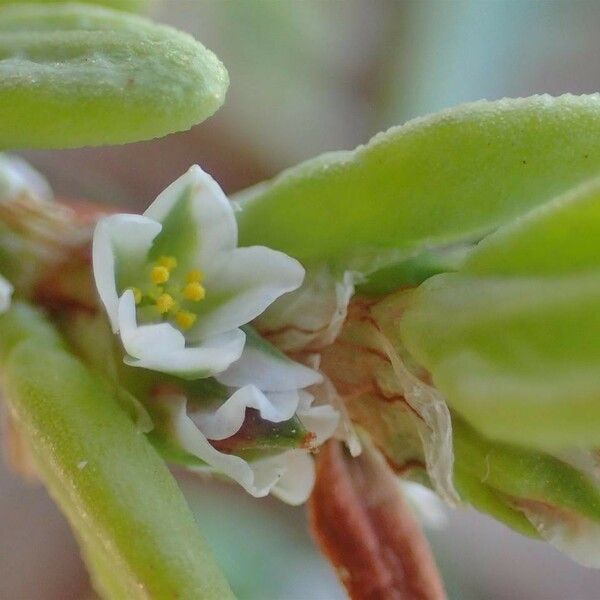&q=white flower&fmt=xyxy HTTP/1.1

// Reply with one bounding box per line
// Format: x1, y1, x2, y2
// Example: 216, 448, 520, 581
155, 388, 337, 504
93, 165, 305, 379
152, 331, 339, 504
